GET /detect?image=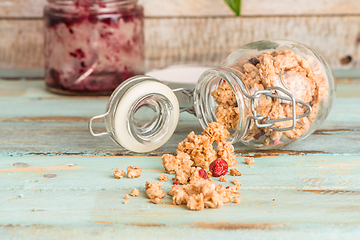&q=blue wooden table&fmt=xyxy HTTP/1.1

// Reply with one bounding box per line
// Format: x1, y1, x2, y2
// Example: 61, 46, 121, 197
1, 74, 360, 239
